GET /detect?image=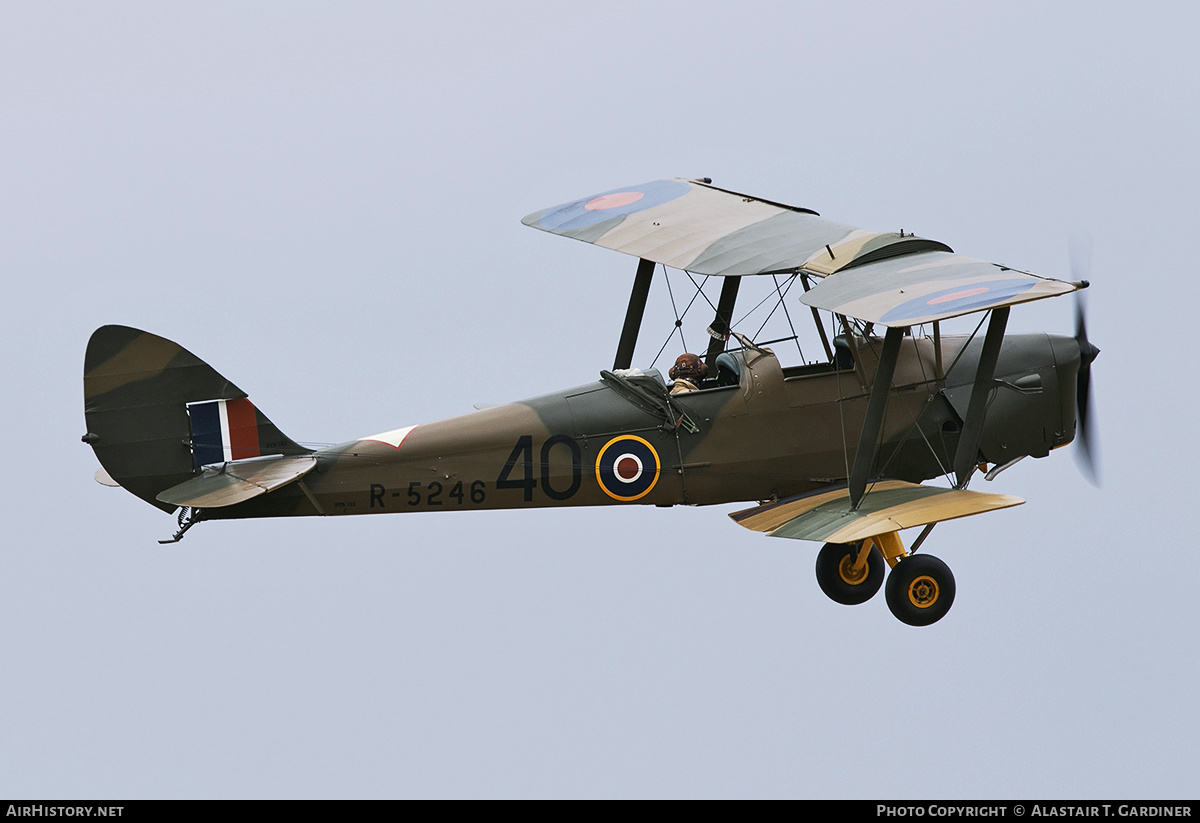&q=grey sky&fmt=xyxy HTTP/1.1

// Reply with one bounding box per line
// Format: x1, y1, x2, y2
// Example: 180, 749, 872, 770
2, 1, 1197, 798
